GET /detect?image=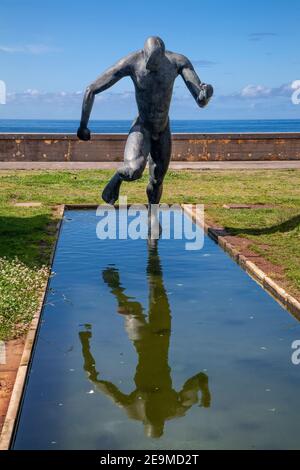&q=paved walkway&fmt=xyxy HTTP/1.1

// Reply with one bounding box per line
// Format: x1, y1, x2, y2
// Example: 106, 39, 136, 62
0, 161, 300, 170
